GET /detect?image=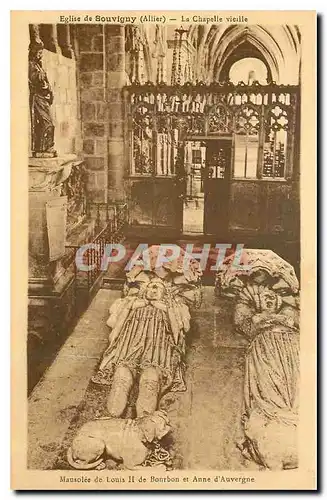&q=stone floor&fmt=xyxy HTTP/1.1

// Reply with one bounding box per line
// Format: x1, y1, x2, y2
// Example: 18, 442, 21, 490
183, 198, 204, 234
28, 286, 260, 471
